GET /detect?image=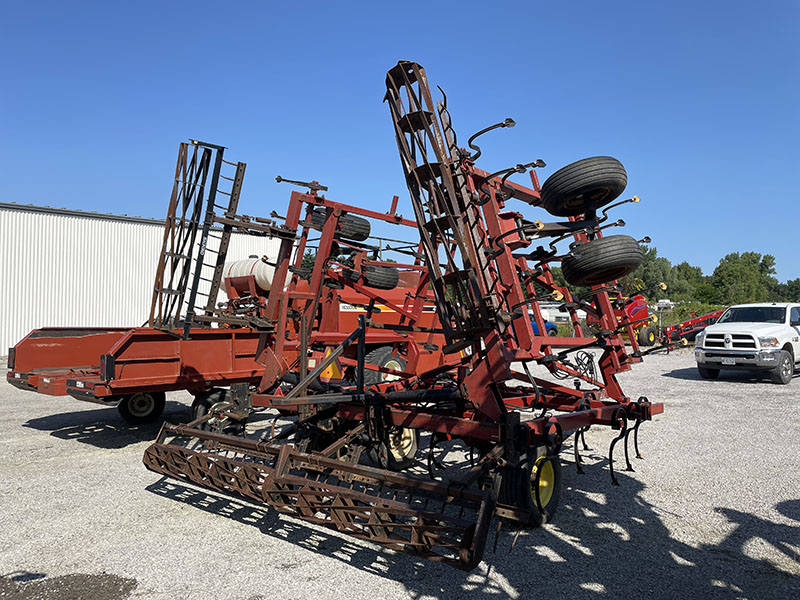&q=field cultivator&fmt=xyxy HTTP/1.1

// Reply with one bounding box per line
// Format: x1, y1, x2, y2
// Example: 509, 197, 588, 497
144, 61, 664, 570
